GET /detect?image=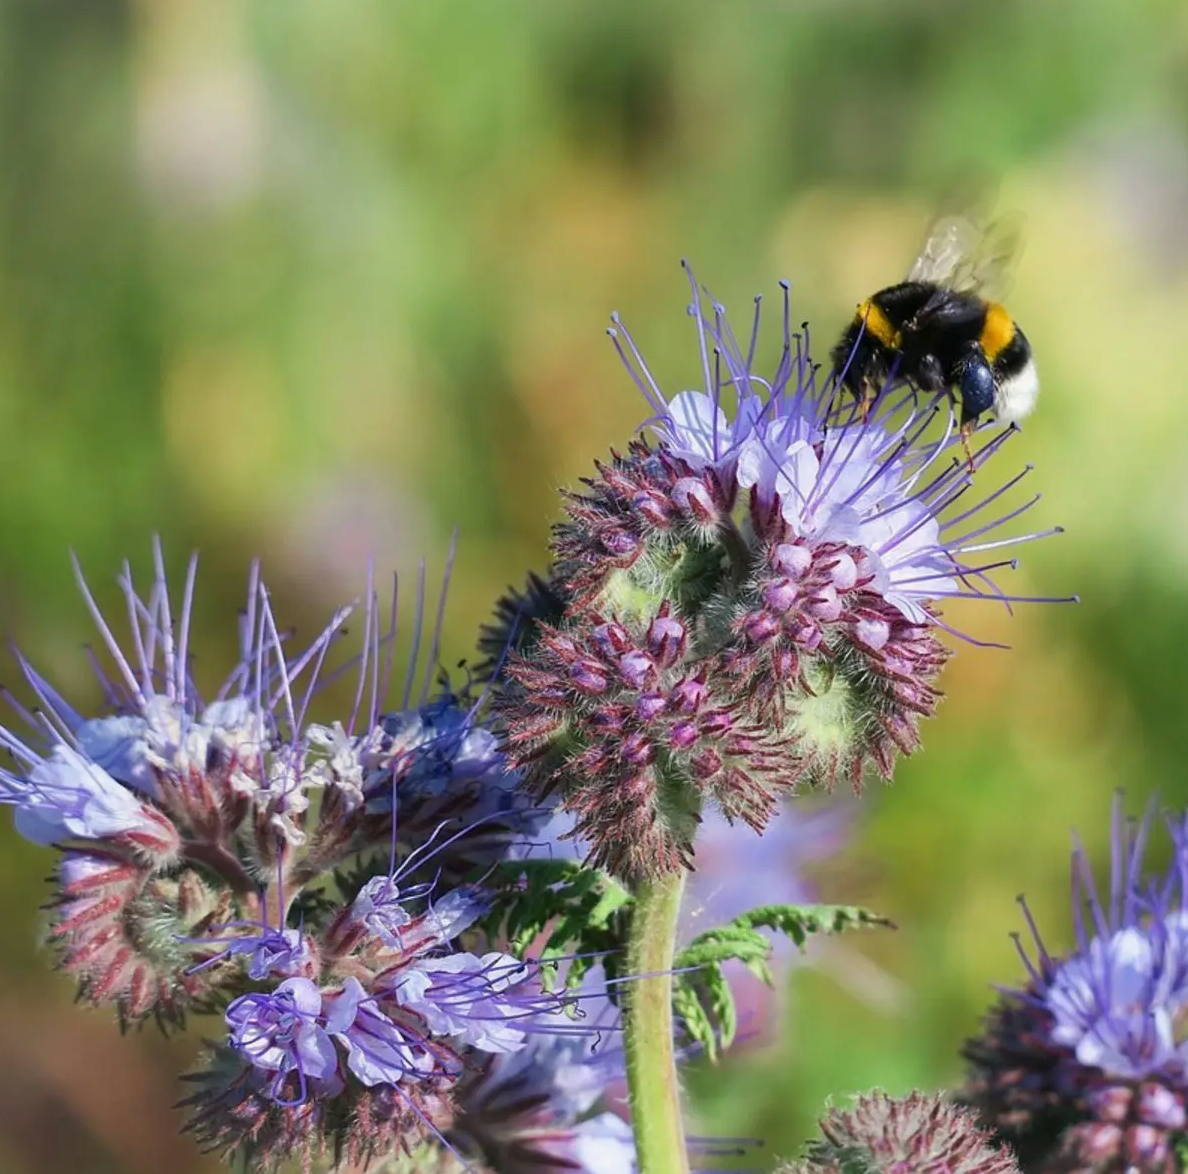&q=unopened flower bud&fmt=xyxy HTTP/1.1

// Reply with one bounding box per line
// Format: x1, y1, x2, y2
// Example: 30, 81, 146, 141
635, 693, 668, 721
773, 543, 812, 578
690, 748, 722, 779
631, 490, 672, 527
647, 613, 687, 667
827, 552, 858, 590
807, 585, 842, 622
618, 650, 656, 690
591, 621, 633, 658
669, 677, 709, 713
744, 610, 781, 644
763, 578, 799, 613
672, 476, 717, 523
570, 659, 609, 695
853, 617, 891, 652
621, 731, 654, 766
